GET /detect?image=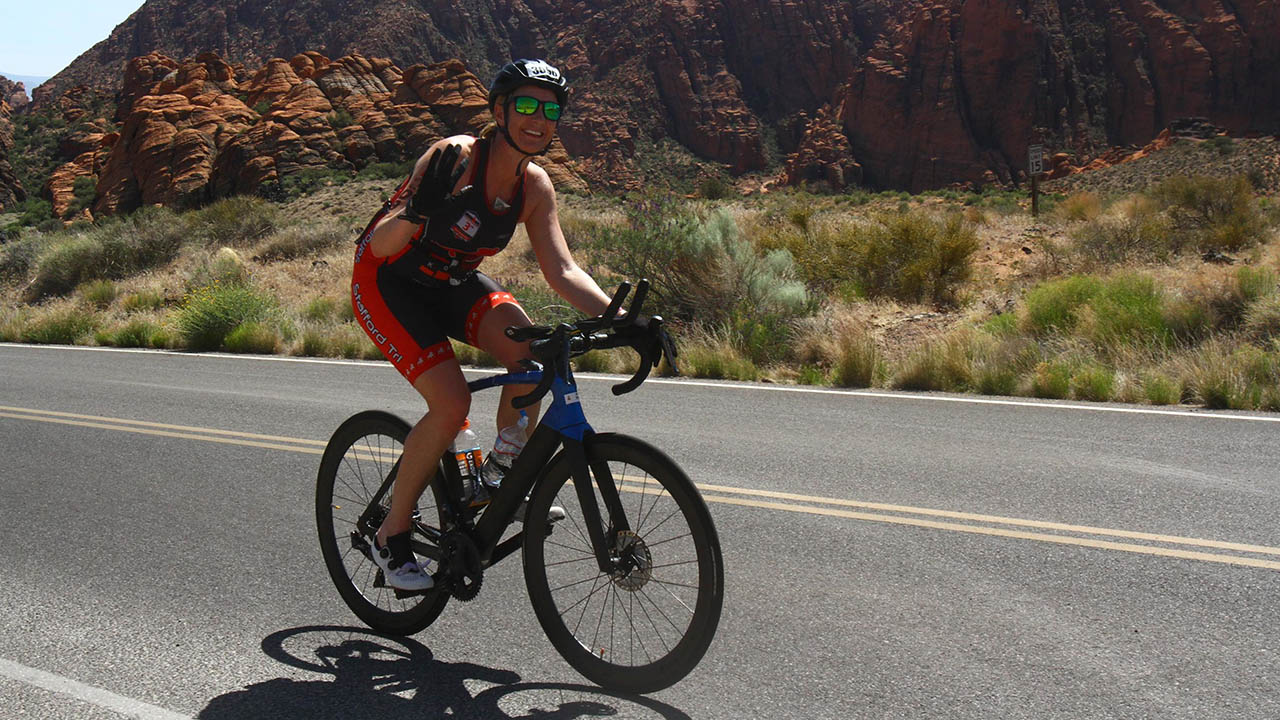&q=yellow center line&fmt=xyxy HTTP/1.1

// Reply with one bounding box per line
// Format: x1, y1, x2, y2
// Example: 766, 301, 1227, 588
0, 410, 325, 455
613, 475, 1280, 558
5, 403, 1279, 570
0, 404, 329, 446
